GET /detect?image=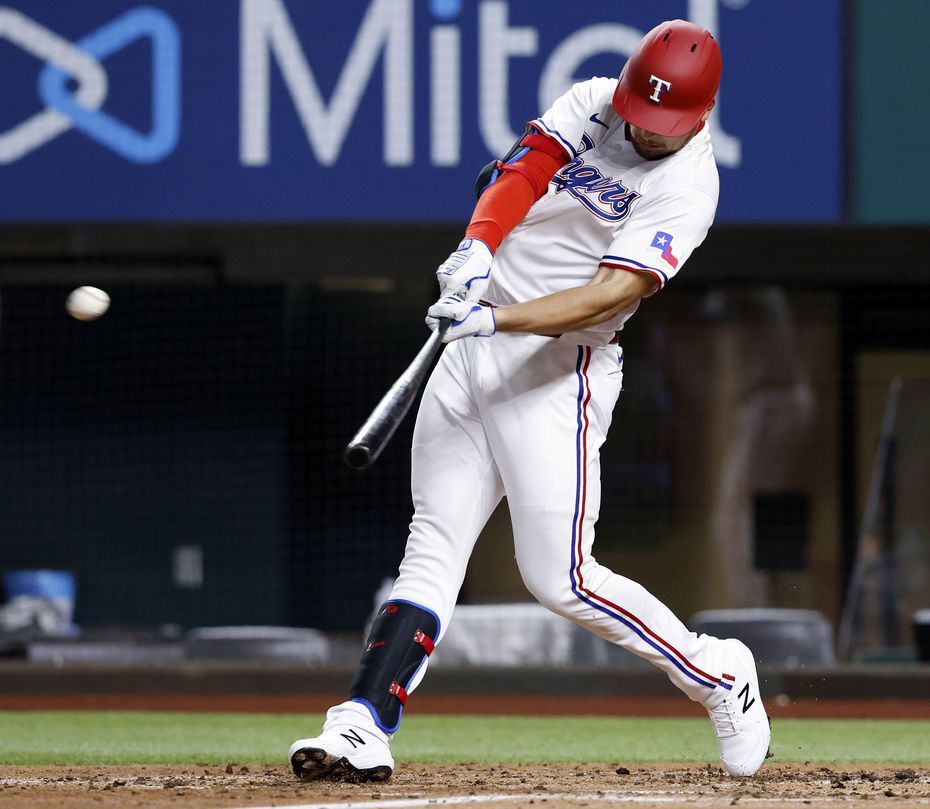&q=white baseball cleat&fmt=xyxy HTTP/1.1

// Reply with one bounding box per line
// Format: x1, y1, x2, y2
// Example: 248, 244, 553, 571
289, 702, 394, 782
707, 639, 771, 777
